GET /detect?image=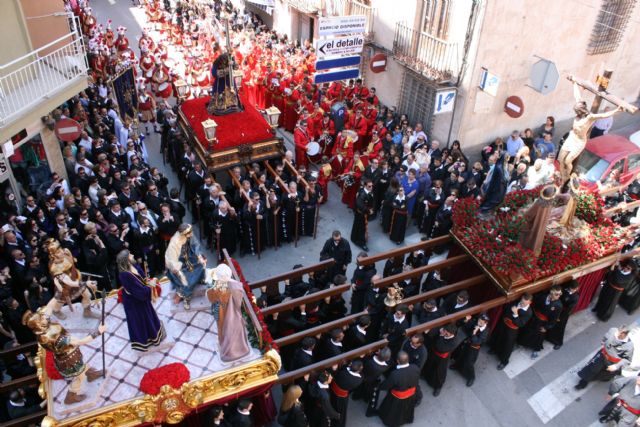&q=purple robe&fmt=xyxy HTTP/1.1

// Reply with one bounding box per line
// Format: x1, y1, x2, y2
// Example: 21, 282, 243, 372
119, 268, 165, 351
